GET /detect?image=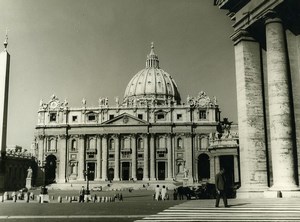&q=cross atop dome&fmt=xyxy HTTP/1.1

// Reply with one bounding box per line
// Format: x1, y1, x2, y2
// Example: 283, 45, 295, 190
146, 42, 159, 68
